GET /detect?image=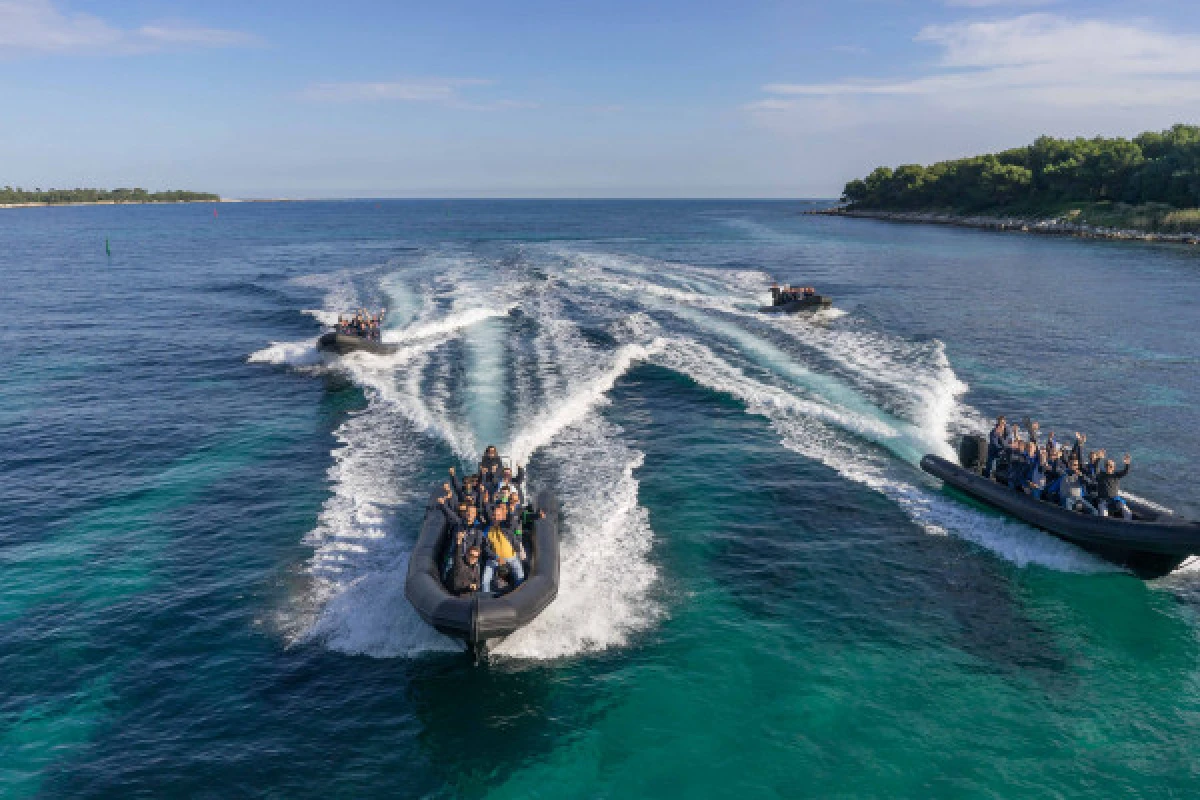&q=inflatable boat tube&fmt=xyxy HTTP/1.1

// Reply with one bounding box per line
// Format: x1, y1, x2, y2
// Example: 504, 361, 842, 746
405, 489, 560, 657
317, 332, 399, 356
758, 295, 833, 314
920, 454, 1200, 579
